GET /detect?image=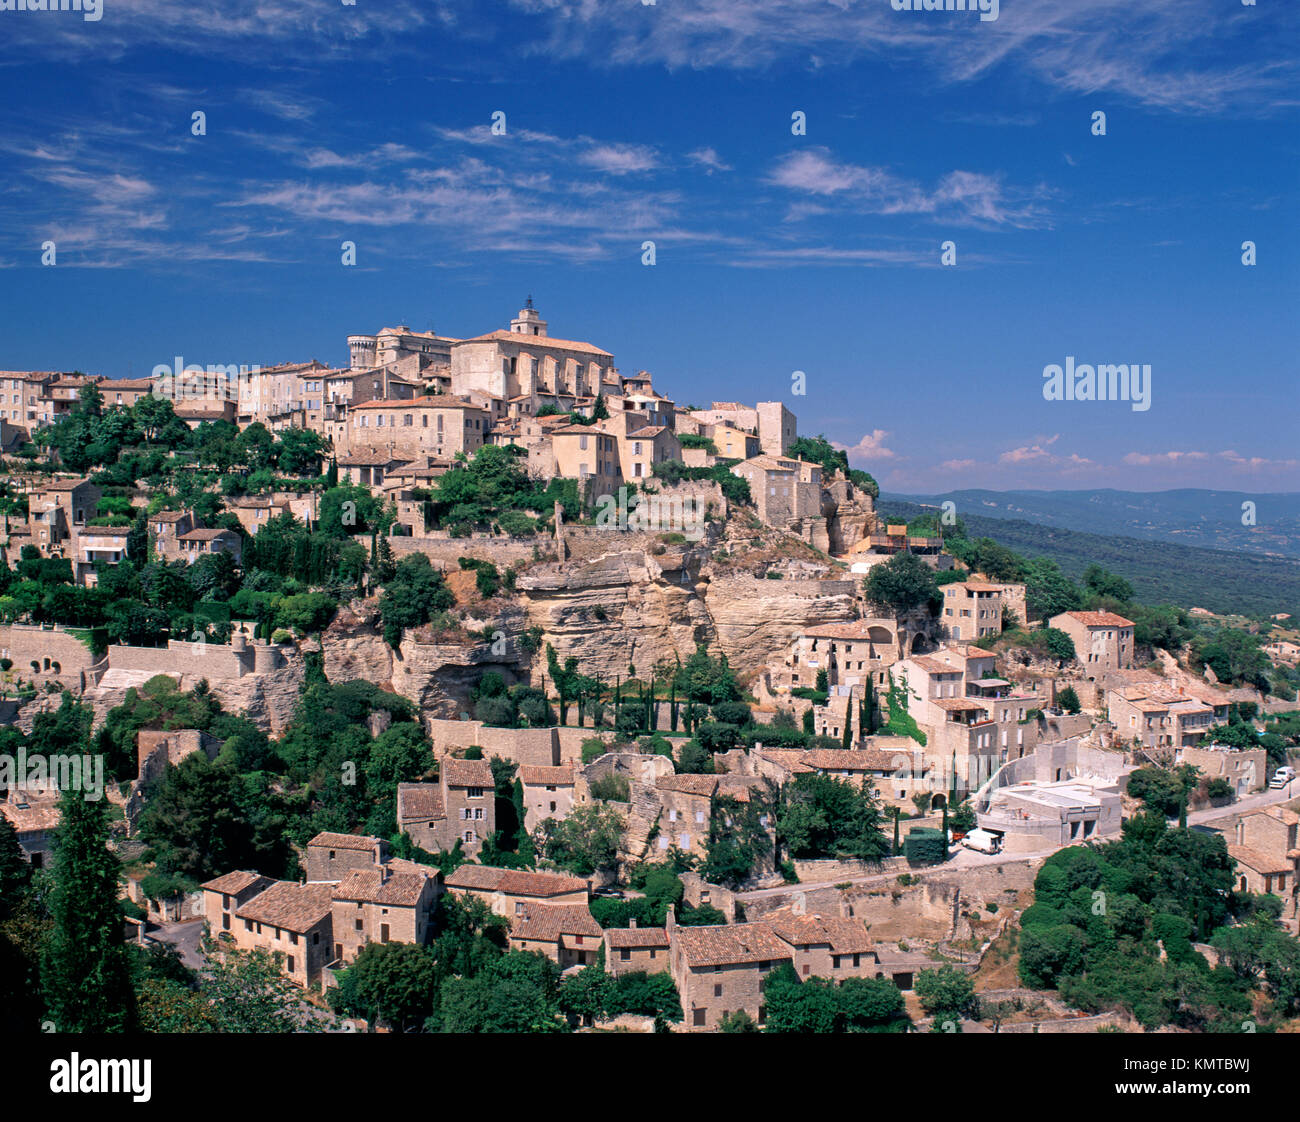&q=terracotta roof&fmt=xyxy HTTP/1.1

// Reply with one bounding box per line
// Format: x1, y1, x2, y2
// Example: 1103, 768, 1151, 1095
151, 510, 191, 523
99, 377, 155, 391
672, 922, 793, 968
442, 758, 494, 788
605, 926, 671, 949
308, 831, 383, 852
803, 749, 907, 772
396, 783, 444, 823
1059, 611, 1135, 628
764, 909, 875, 954
34, 478, 92, 492
201, 870, 273, 896
656, 774, 718, 798
932, 698, 990, 712
510, 902, 602, 943
178, 528, 235, 541
1229, 845, 1293, 875
235, 881, 335, 932
458, 330, 612, 358
445, 865, 588, 898
351, 394, 484, 411
518, 764, 575, 786
0, 800, 61, 833
627, 425, 668, 438
755, 748, 816, 774
338, 449, 411, 466
909, 656, 963, 675
78, 525, 130, 537
333, 868, 430, 907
